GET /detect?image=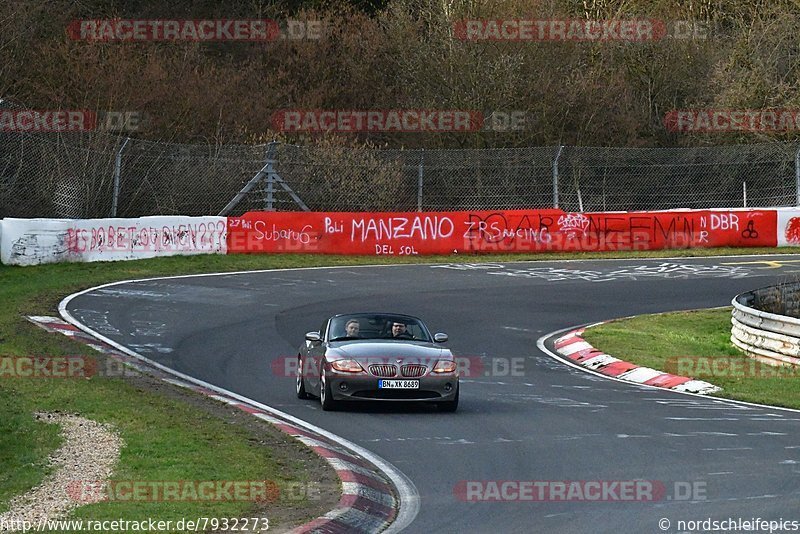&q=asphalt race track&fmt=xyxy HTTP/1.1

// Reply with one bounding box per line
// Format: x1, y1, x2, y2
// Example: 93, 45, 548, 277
65, 255, 800, 533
